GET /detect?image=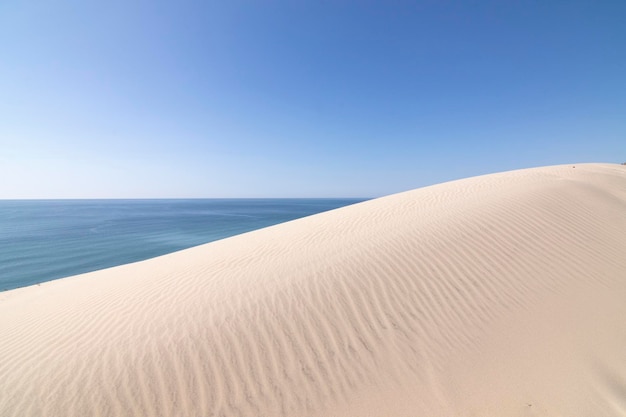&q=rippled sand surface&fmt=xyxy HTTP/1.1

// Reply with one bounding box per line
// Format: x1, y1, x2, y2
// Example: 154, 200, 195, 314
2, 163, 626, 417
